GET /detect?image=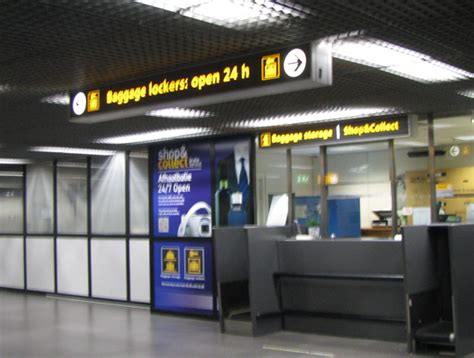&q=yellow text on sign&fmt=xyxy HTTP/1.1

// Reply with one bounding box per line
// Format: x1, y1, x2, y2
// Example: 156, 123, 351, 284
343, 121, 400, 137
103, 62, 252, 108
260, 128, 335, 147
